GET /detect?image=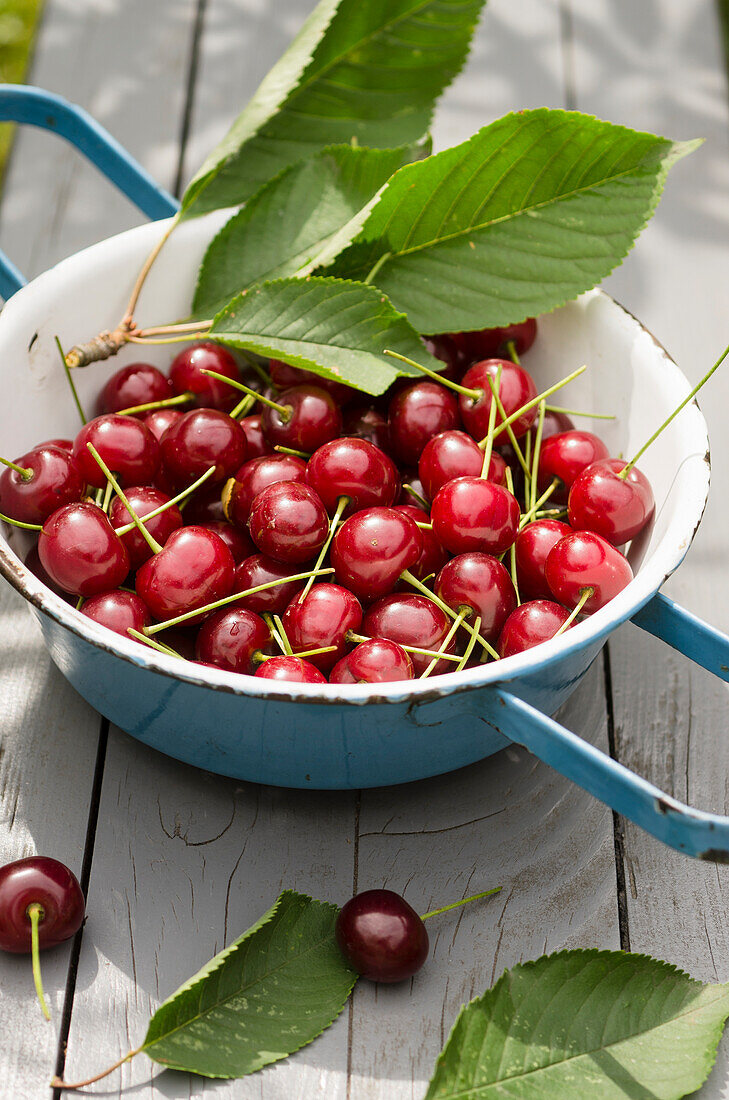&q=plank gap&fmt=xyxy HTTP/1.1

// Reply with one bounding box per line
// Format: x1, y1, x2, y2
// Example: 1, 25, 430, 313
173, 0, 210, 199
558, 0, 577, 111
602, 644, 631, 952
